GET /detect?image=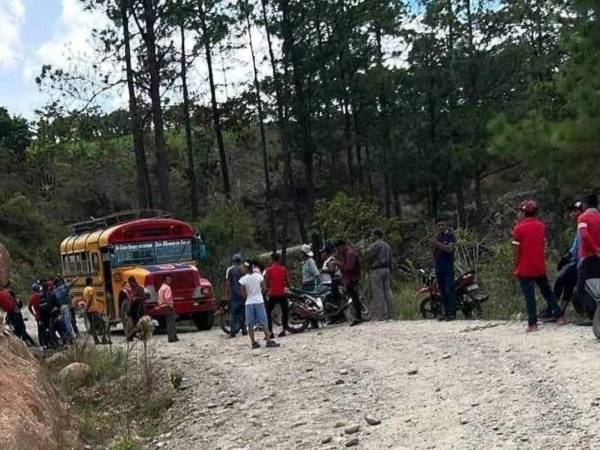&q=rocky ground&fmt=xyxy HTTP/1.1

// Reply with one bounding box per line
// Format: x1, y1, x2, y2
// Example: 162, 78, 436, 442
138, 320, 600, 450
